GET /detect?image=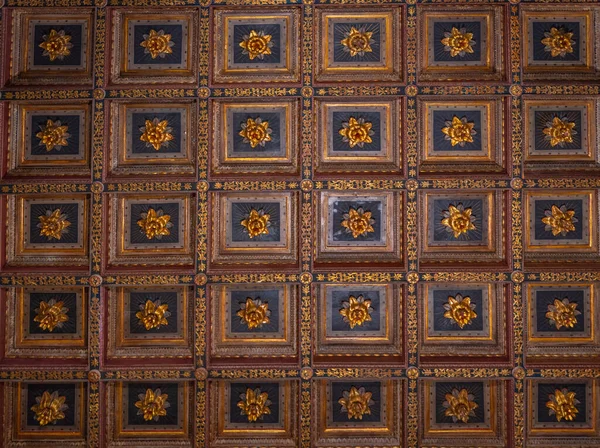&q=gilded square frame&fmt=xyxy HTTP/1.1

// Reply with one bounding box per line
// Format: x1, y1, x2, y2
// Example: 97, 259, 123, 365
420, 379, 508, 447
523, 190, 599, 270
107, 381, 192, 445
419, 190, 507, 269
209, 283, 299, 361
314, 190, 403, 270
2, 381, 87, 446
3, 286, 87, 364
208, 379, 299, 447
314, 97, 403, 177
106, 193, 195, 270
525, 282, 599, 365
104, 286, 193, 365
108, 8, 199, 87
211, 7, 301, 85
5, 101, 92, 179
208, 191, 299, 273
521, 6, 600, 83
419, 283, 509, 363
418, 96, 508, 175
314, 283, 403, 360
313, 378, 403, 447
526, 379, 600, 444
6, 9, 94, 87
314, 7, 403, 84
107, 99, 197, 179
523, 97, 600, 174
5, 194, 90, 270
209, 97, 301, 179
417, 5, 507, 83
